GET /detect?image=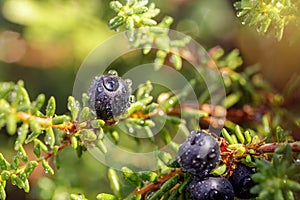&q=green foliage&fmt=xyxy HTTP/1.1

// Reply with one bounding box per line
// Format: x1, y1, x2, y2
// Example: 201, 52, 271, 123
0, 0, 300, 200
251, 145, 300, 200
108, 0, 191, 70
234, 0, 300, 40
